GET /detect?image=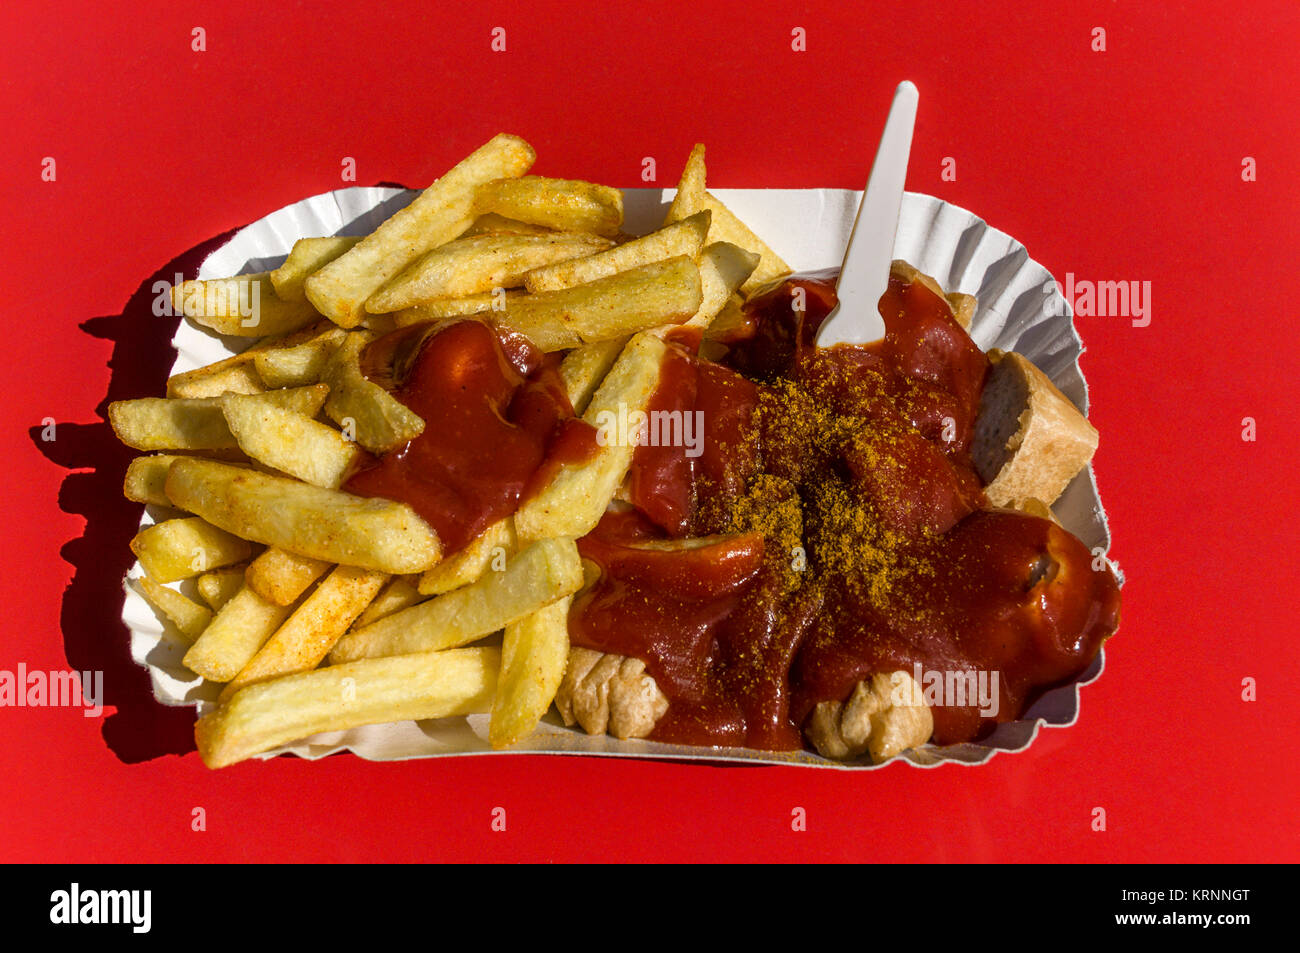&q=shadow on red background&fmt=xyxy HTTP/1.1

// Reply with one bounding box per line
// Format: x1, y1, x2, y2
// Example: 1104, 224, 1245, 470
30, 181, 417, 764
34, 231, 241, 763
